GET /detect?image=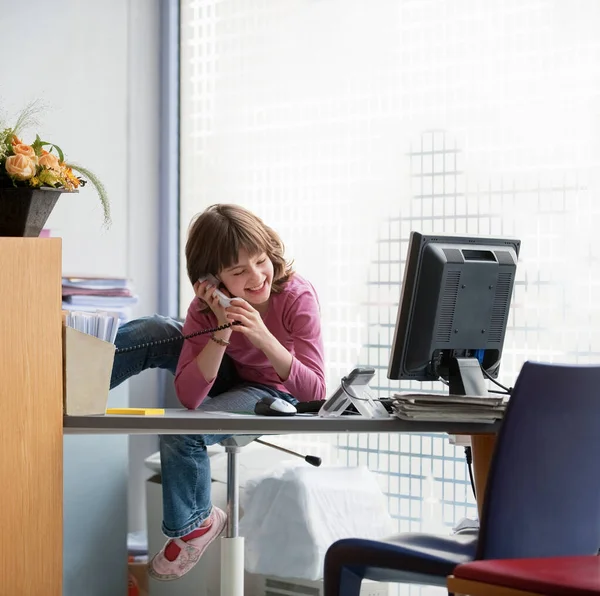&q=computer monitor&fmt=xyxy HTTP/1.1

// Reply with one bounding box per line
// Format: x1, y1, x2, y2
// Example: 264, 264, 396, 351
388, 232, 520, 396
